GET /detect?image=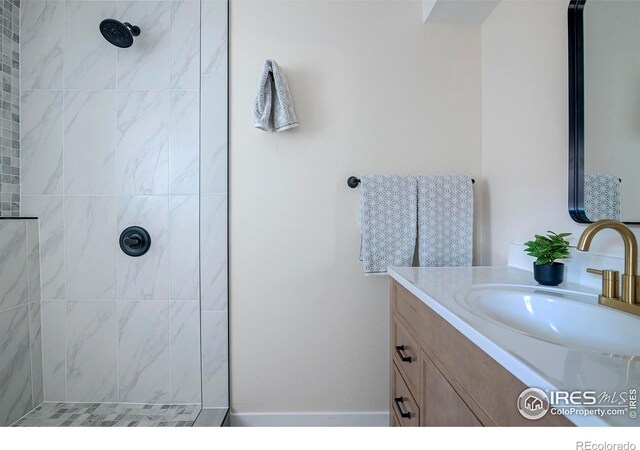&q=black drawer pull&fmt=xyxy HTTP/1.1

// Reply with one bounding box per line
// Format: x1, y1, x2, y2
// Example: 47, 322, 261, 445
395, 345, 412, 363
394, 397, 411, 419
